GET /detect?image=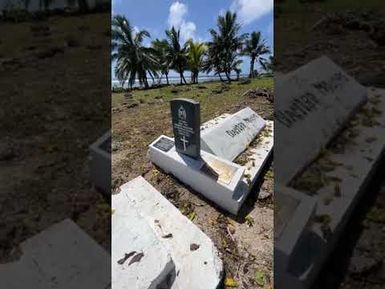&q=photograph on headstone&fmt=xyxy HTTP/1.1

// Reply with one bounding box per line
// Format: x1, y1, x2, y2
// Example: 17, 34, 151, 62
111, 0, 274, 287
0, 0, 111, 288
275, 1, 385, 289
